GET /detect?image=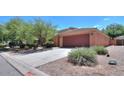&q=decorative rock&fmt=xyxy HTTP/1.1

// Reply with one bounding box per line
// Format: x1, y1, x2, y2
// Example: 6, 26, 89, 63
106, 54, 110, 57
108, 59, 117, 65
